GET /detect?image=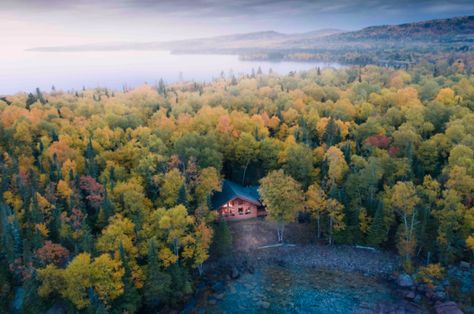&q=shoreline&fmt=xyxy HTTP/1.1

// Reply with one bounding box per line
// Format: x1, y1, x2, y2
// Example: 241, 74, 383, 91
177, 244, 420, 314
